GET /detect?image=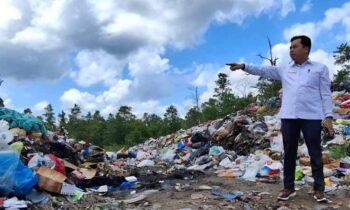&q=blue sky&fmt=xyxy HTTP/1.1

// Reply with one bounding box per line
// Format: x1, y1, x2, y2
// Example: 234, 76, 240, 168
0, 0, 349, 118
